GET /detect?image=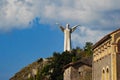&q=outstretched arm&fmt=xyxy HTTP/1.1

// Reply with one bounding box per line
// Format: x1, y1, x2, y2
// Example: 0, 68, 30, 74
56, 23, 65, 32
71, 25, 80, 33
60, 26, 65, 32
